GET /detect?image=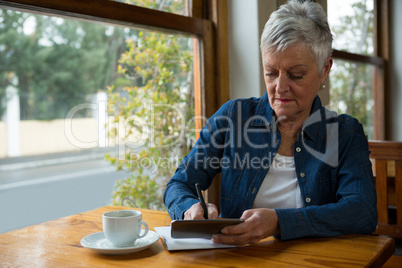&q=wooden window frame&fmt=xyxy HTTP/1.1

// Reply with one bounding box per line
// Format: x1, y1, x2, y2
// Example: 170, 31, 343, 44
331, 0, 388, 140
0, 0, 230, 205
